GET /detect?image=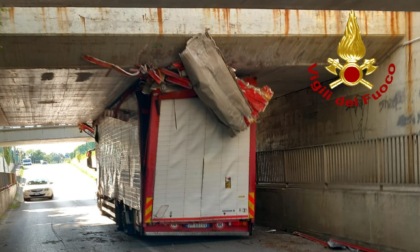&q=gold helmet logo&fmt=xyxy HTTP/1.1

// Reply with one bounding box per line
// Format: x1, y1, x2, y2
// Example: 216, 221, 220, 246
326, 11, 377, 89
